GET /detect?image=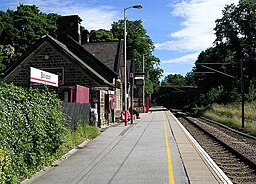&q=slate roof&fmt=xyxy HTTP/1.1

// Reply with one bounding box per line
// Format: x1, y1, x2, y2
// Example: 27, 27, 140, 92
82, 40, 123, 74
64, 36, 119, 81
